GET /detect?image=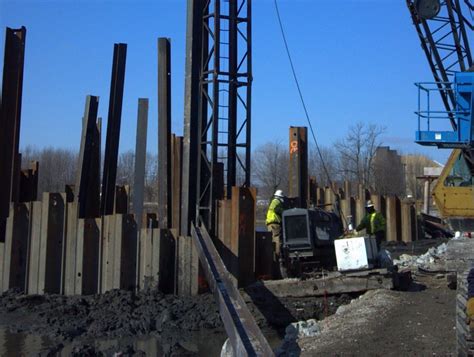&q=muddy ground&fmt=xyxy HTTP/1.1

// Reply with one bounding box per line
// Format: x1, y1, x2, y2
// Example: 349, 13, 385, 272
0, 285, 353, 356
0, 238, 455, 356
